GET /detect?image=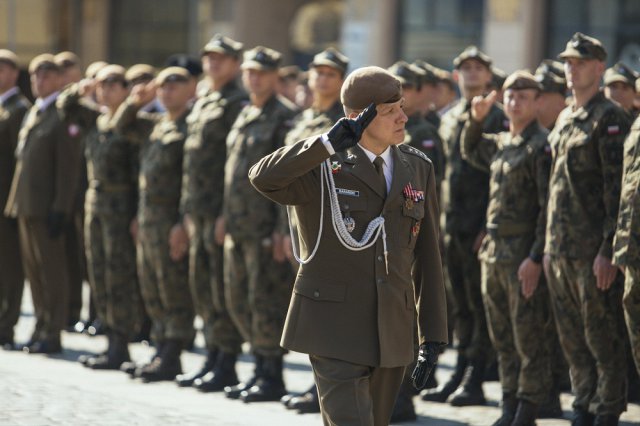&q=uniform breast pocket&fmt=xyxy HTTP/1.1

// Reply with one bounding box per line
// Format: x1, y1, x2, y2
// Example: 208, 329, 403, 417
566, 133, 597, 173
337, 192, 367, 235
401, 201, 425, 247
